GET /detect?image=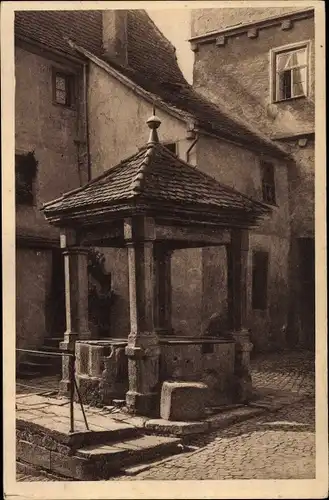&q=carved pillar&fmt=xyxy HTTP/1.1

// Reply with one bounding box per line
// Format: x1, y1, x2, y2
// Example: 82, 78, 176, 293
124, 216, 160, 415
153, 244, 172, 336
227, 229, 253, 402
59, 230, 91, 395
